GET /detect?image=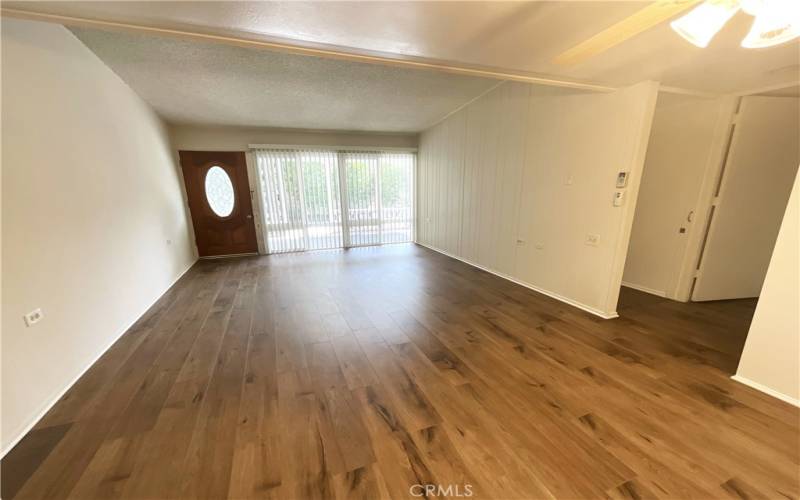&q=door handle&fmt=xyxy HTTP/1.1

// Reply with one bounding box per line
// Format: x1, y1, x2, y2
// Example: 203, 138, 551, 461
246, 214, 253, 219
